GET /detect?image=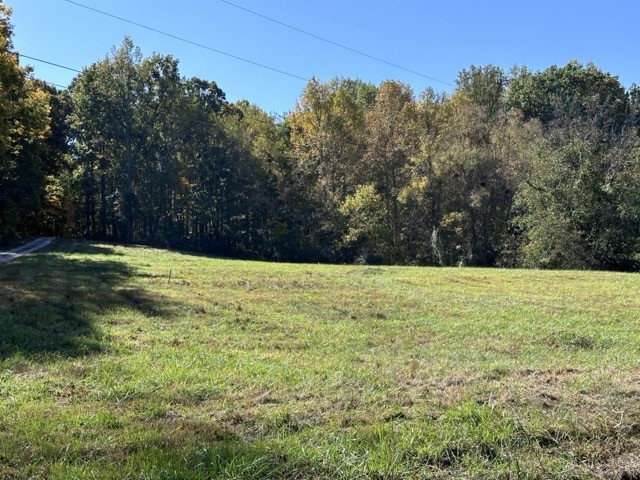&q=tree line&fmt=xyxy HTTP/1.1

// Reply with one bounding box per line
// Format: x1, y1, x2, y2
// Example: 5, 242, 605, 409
2, 6, 639, 269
